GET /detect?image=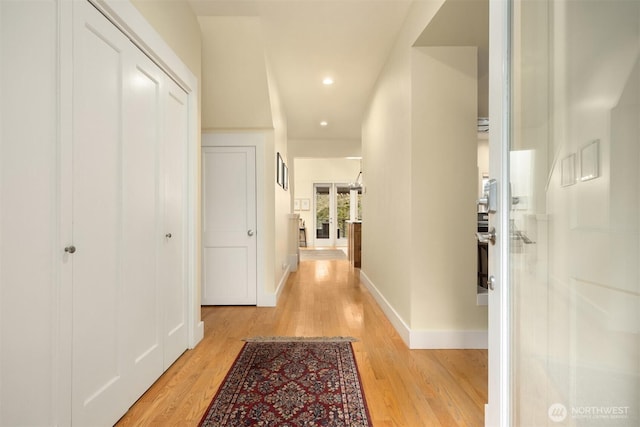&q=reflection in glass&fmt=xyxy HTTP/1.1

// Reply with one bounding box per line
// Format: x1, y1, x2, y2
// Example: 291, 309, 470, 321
510, 1, 639, 425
